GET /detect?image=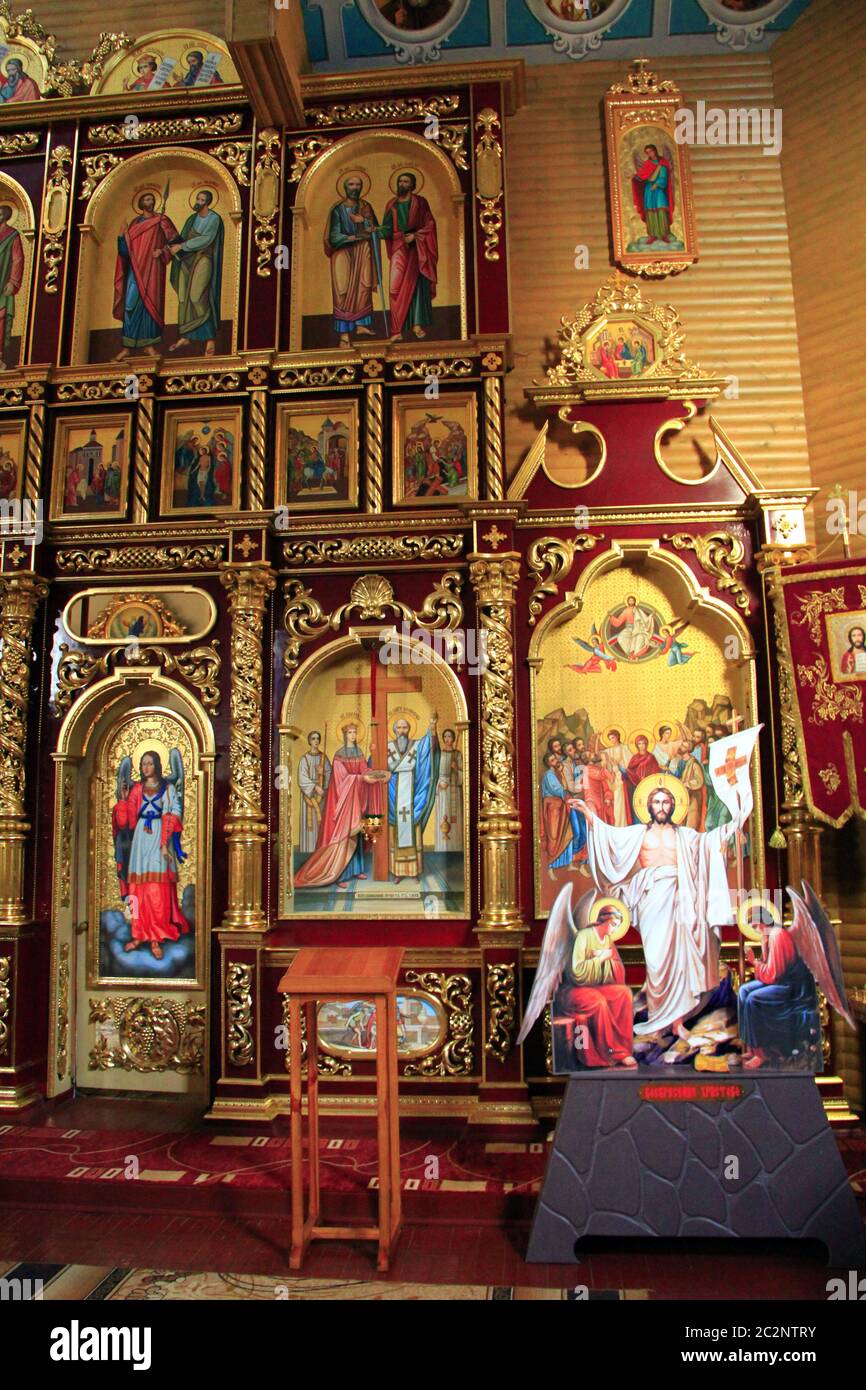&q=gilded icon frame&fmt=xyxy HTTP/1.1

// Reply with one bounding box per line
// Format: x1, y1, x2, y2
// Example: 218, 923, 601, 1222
273, 396, 360, 513
49, 411, 132, 523
160, 403, 243, 517
392, 390, 477, 506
